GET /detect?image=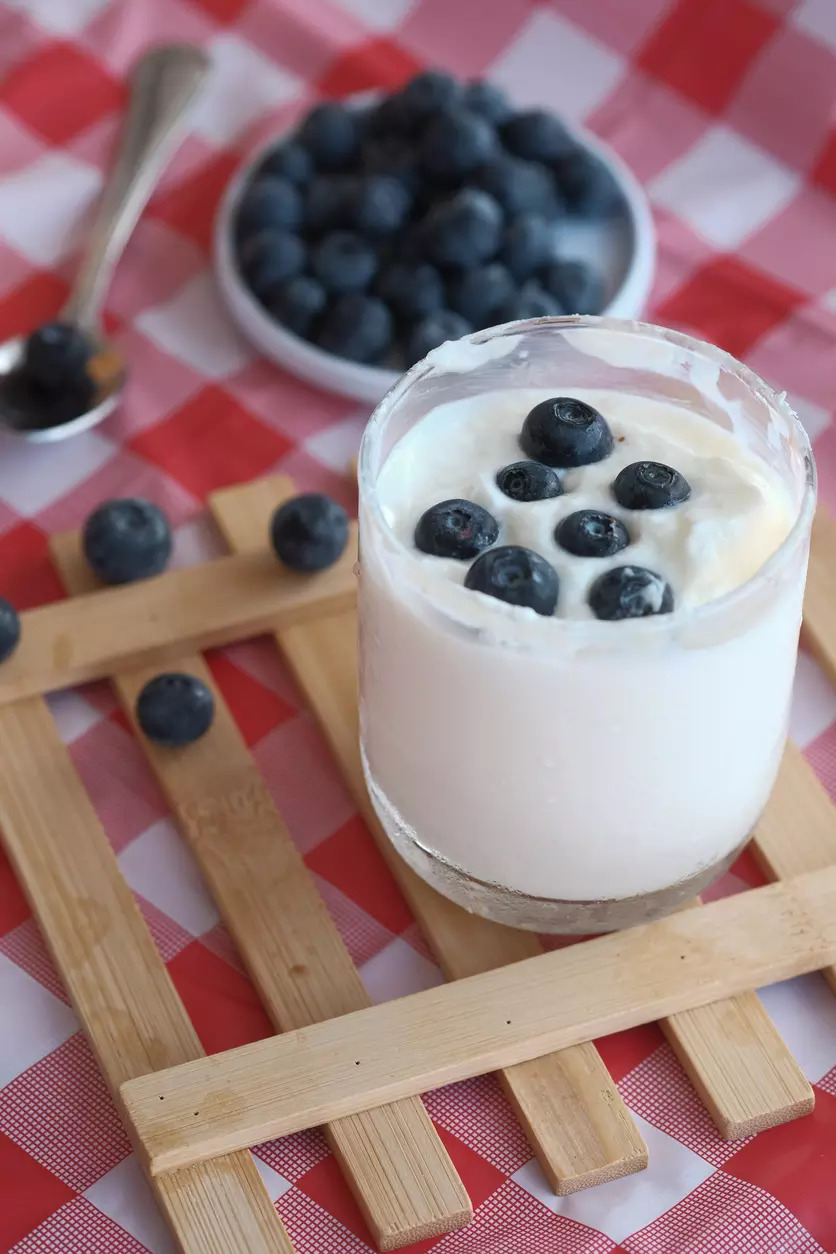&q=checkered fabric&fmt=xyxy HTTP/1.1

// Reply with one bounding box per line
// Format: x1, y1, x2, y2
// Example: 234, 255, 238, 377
0, 0, 835, 1250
